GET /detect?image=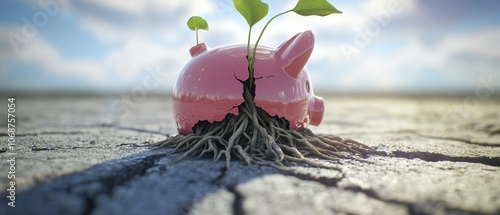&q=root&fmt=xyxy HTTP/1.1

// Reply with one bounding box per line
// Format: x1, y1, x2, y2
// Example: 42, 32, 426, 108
153, 79, 378, 169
